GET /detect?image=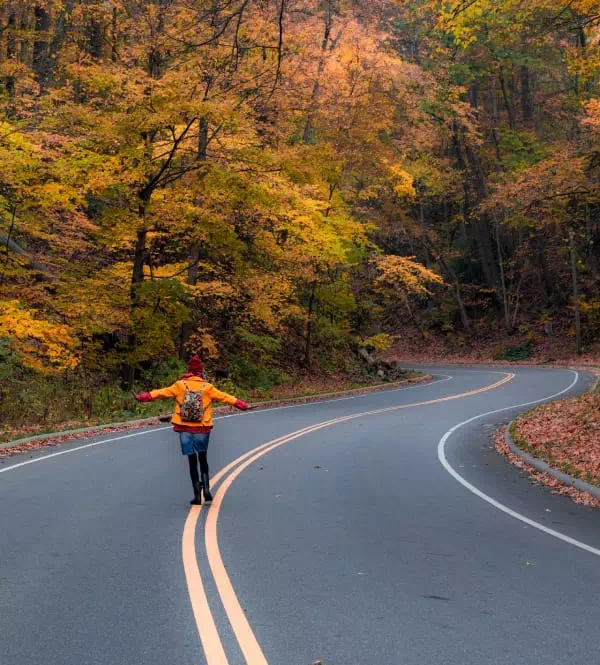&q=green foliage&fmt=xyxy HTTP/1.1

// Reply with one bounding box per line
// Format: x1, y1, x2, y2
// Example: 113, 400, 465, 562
493, 341, 533, 362
129, 280, 191, 364
228, 354, 287, 393
0, 363, 172, 429
91, 384, 140, 421
497, 130, 550, 172
138, 357, 187, 390
234, 328, 282, 361
0, 338, 17, 381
